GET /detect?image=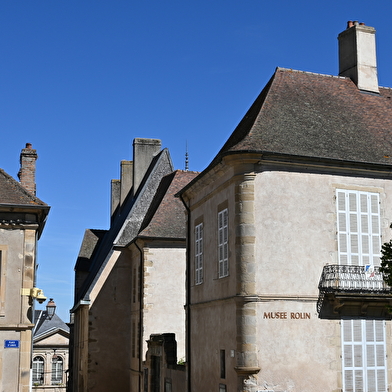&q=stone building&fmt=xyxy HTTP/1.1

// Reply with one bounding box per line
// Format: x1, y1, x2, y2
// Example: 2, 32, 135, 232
70, 138, 197, 392
0, 144, 49, 391
32, 309, 70, 391
178, 22, 392, 391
